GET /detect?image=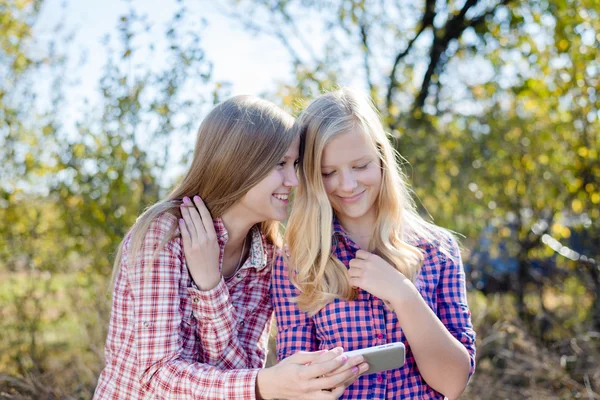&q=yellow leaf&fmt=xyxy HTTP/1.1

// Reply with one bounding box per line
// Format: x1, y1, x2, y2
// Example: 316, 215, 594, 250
571, 199, 583, 213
